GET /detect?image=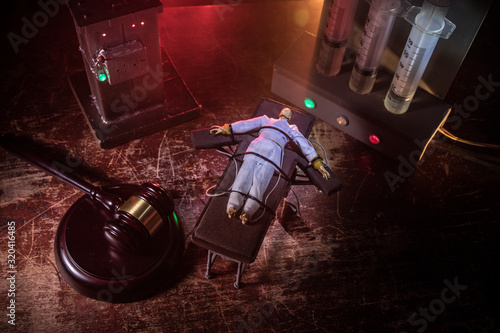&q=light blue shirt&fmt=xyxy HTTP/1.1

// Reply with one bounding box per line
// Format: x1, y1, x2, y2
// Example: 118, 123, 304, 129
231, 115, 318, 169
